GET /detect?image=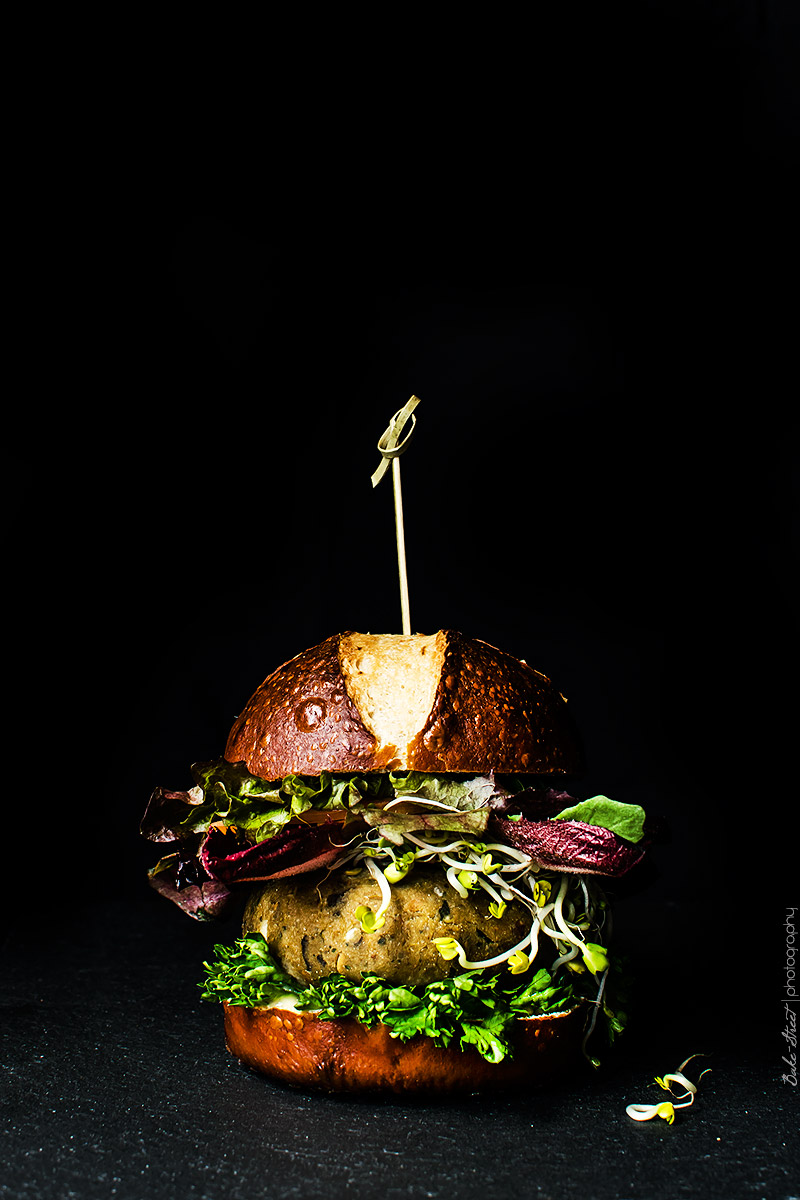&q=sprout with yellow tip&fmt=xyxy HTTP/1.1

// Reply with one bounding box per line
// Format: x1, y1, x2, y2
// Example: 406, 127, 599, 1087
507, 950, 531, 975
432, 936, 463, 961
581, 943, 609, 975
626, 1054, 712, 1125
355, 905, 385, 933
